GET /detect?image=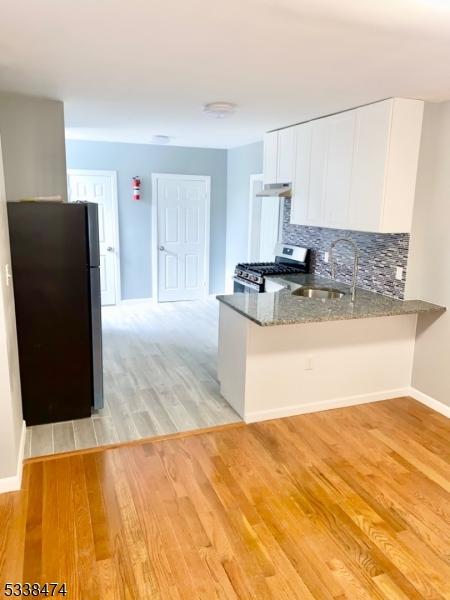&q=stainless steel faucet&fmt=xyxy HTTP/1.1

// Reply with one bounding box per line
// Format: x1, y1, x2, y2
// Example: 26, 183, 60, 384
329, 237, 359, 302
